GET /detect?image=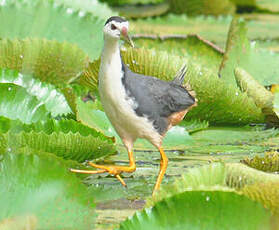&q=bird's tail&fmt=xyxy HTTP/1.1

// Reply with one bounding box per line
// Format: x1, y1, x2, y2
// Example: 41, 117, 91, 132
172, 64, 187, 85
173, 64, 197, 100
